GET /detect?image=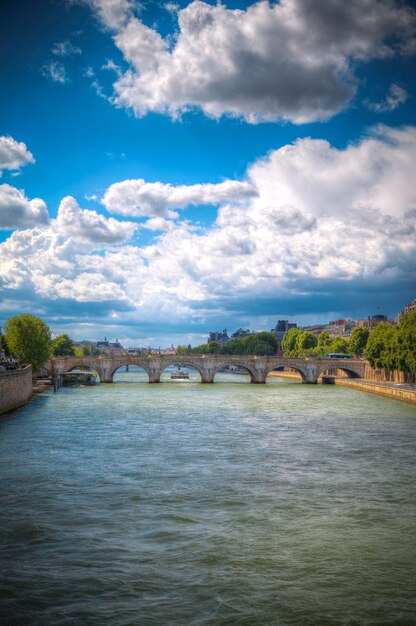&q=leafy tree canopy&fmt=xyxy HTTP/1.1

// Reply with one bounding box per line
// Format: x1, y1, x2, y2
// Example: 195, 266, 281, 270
330, 337, 350, 354
396, 312, 416, 374
51, 334, 75, 356
5, 314, 51, 372
295, 331, 317, 353
364, 323, 395, 369
281, 328, 302, 355
348, 327, 369, 356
